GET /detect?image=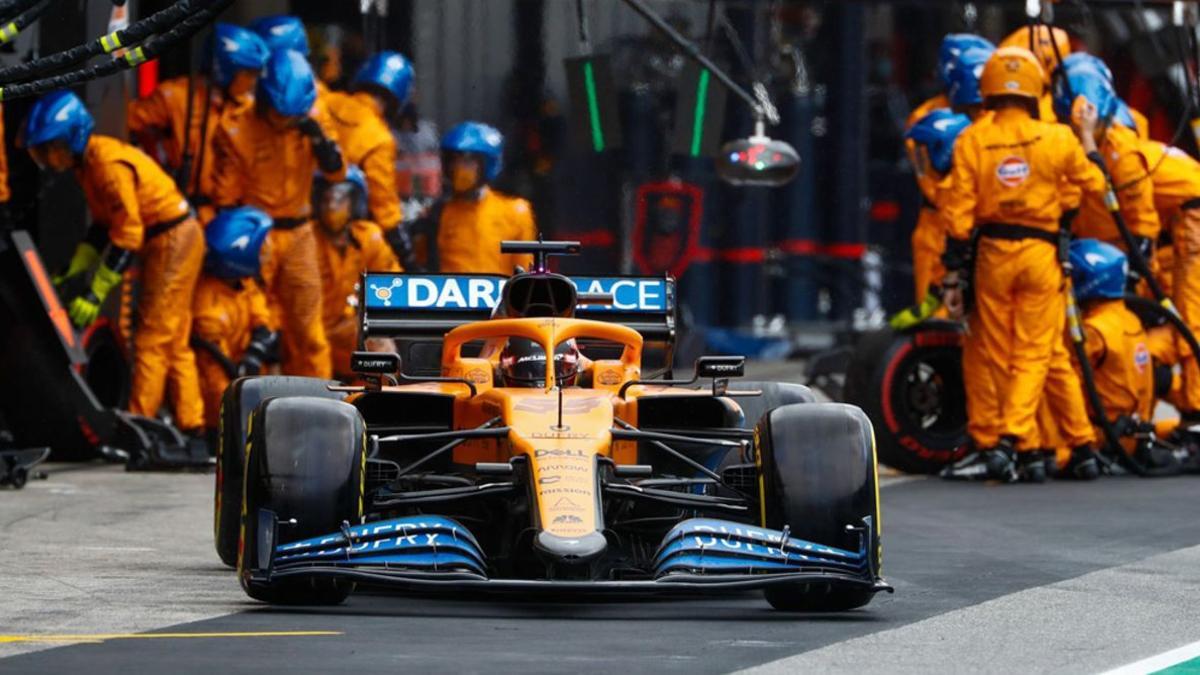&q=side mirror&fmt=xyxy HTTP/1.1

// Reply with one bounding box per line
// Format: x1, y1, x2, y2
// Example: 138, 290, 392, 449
716, 135, 800, 187
351, 351, 401, 375
695, 355, 745, 379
